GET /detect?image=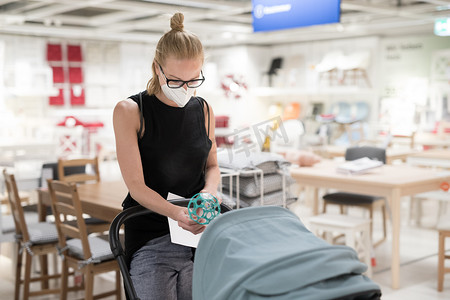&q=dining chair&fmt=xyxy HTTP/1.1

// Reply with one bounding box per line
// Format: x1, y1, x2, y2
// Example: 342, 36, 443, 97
57, 157, 109, 233
3, 169, 60, 300
1, 172, 40, 245
47, 179, 121, 300
409, 186, 450, 227
437, 218, 450, 292
389, 131, 416, 149
58, 157, 101, 184
322, 146, 388, 247
0, 201, 40, 253
308, 213, 373, 278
